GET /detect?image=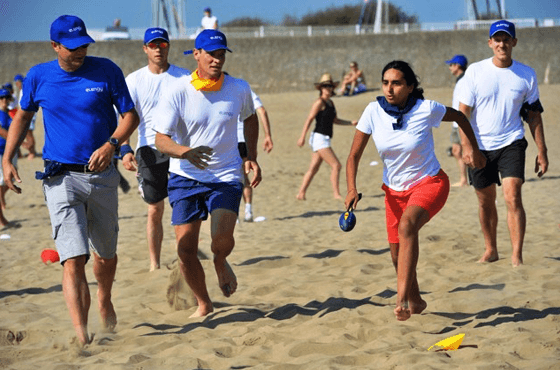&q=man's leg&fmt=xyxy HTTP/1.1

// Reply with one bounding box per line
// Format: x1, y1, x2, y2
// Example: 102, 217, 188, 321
452, 143, 468, 187
243, 172, 253, 222
93, 253, 118, 330
210, 208, 238, 297
147, 200, 165, 271
475, 184, 499, 262
175, 220, 213, 317
501, 177, 525, 266
62, 255, 91, 345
